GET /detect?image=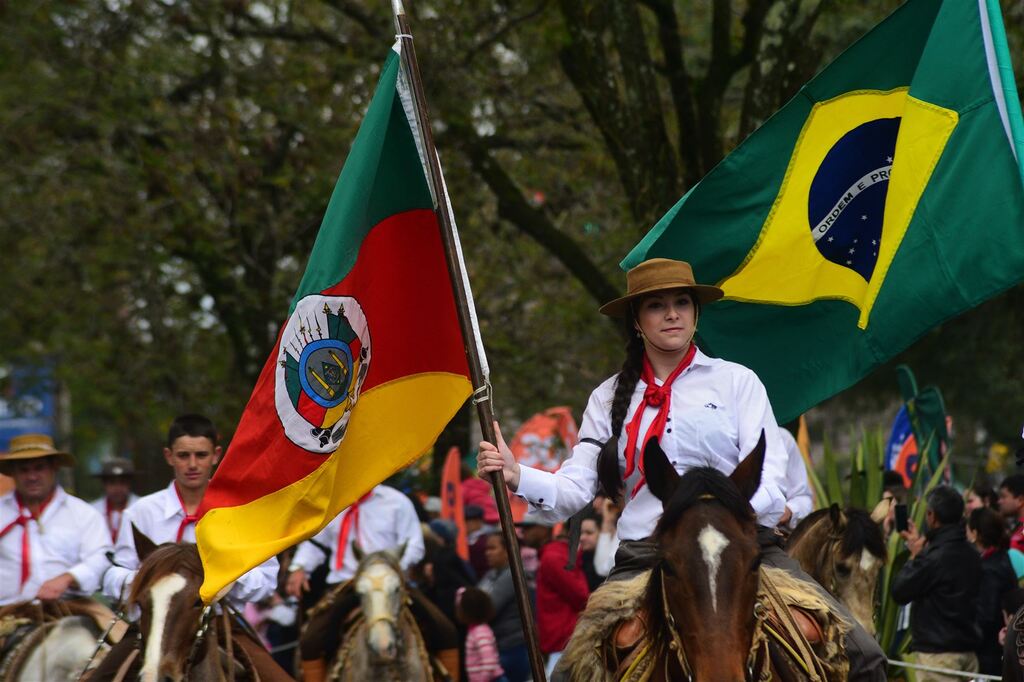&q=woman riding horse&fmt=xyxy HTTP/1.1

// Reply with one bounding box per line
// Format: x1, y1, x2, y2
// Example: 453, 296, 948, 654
478, 258, 887, 680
